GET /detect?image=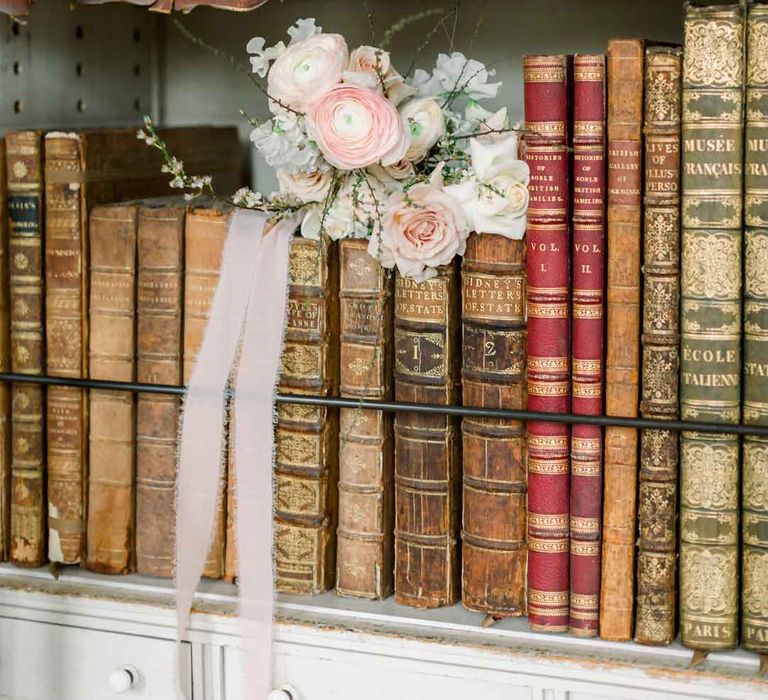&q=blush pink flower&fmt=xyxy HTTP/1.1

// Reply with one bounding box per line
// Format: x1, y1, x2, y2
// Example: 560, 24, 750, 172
267, 33, 348, 113
306, 84, 409, 170
369, 165, 470, 281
